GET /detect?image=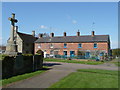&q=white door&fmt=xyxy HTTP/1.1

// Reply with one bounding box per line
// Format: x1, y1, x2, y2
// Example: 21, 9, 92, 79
44, 51, 47, 58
